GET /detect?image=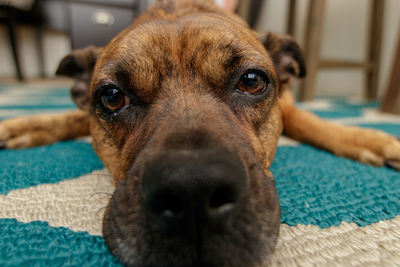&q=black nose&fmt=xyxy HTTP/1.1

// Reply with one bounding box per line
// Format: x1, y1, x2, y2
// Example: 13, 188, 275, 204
141, 148, 247, 239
